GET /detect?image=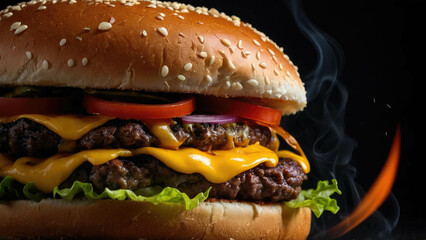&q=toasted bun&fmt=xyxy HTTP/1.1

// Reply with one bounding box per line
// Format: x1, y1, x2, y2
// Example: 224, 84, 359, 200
0, 0, 306, 115
0, 199, 311, 240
